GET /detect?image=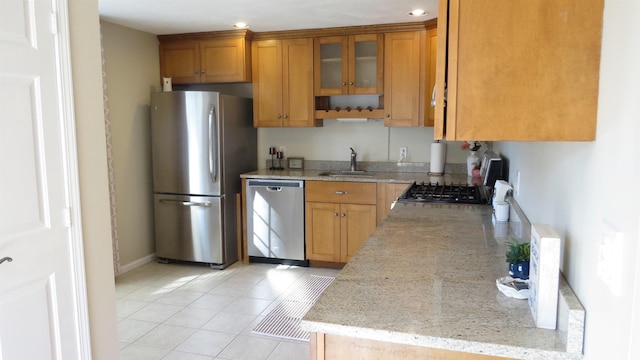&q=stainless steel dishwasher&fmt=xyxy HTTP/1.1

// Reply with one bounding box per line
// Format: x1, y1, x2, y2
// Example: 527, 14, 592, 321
246, 179, 307, 266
